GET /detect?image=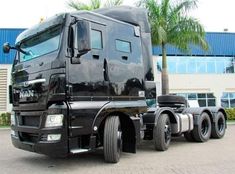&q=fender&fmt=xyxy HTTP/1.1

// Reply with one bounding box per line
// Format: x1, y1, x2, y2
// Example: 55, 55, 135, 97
91, 100, 147, 153
207, 107, 227, 121
207, 107, 227, 129
183, 107, 214, 125
91, 100, 146, 133
143, 107, 178, 125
